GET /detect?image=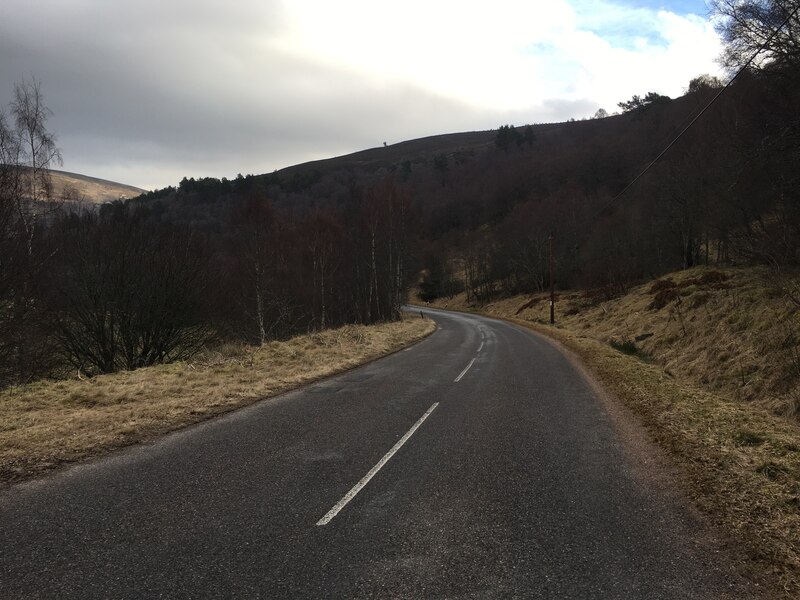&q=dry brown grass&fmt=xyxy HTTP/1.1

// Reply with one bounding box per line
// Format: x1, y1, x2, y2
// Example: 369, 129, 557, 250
441, 267, 800, 419
529, 325, 800, 598
0, 317, 435, 487
424, 267, 800, 598
51, 170, 145, 203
